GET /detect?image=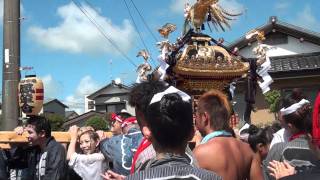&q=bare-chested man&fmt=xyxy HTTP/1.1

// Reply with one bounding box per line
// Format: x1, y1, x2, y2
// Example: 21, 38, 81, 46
193, 90, 263, 180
